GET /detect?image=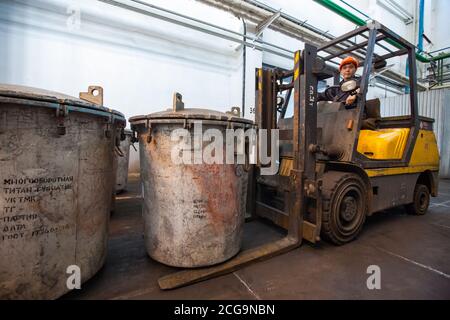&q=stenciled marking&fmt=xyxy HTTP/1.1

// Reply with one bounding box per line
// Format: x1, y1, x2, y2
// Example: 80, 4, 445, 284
1, 175, 74, 241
